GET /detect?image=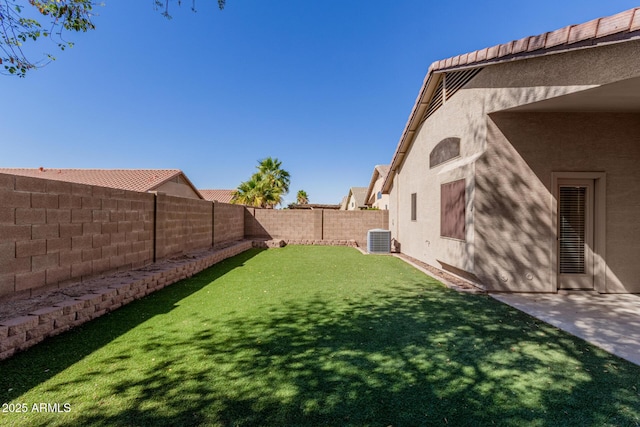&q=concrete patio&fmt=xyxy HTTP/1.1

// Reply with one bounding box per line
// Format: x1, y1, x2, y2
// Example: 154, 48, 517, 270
491, 292, 640, 366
